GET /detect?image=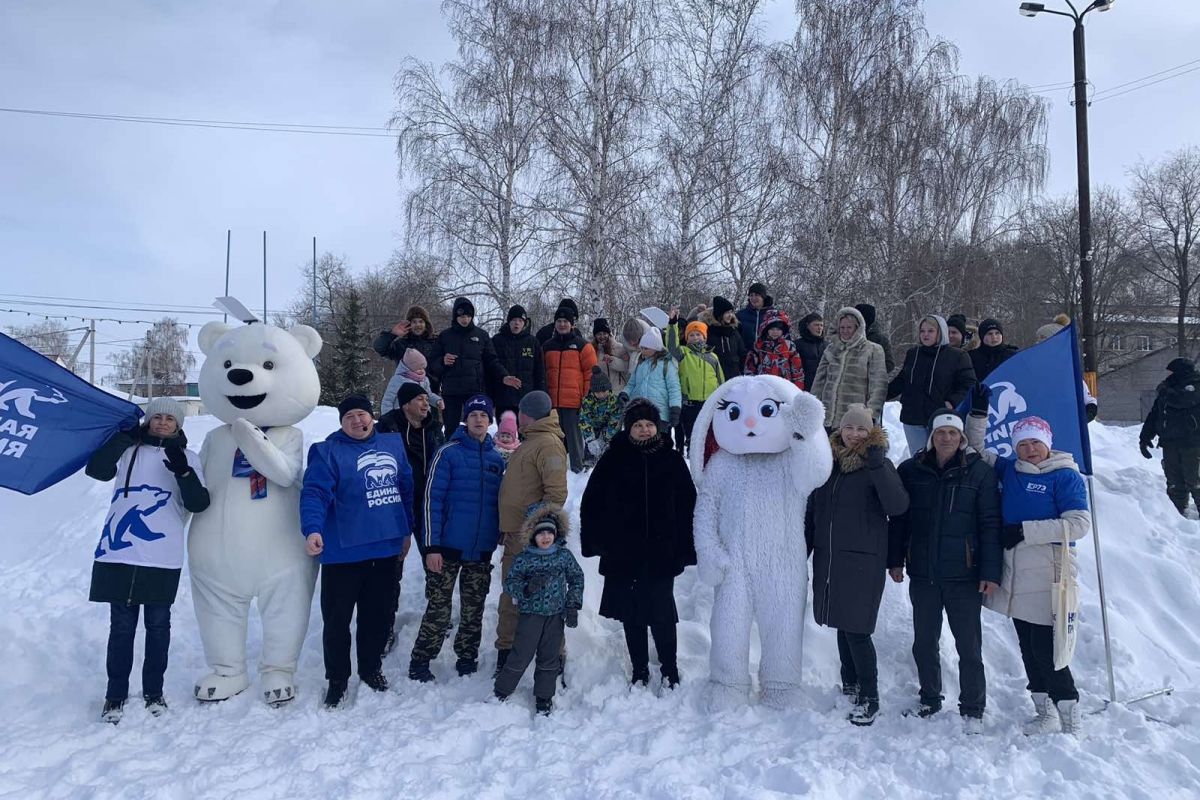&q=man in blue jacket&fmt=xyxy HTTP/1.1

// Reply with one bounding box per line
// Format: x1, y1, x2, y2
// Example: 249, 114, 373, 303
301, 395, 414, 709
409, 394, 506, 681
